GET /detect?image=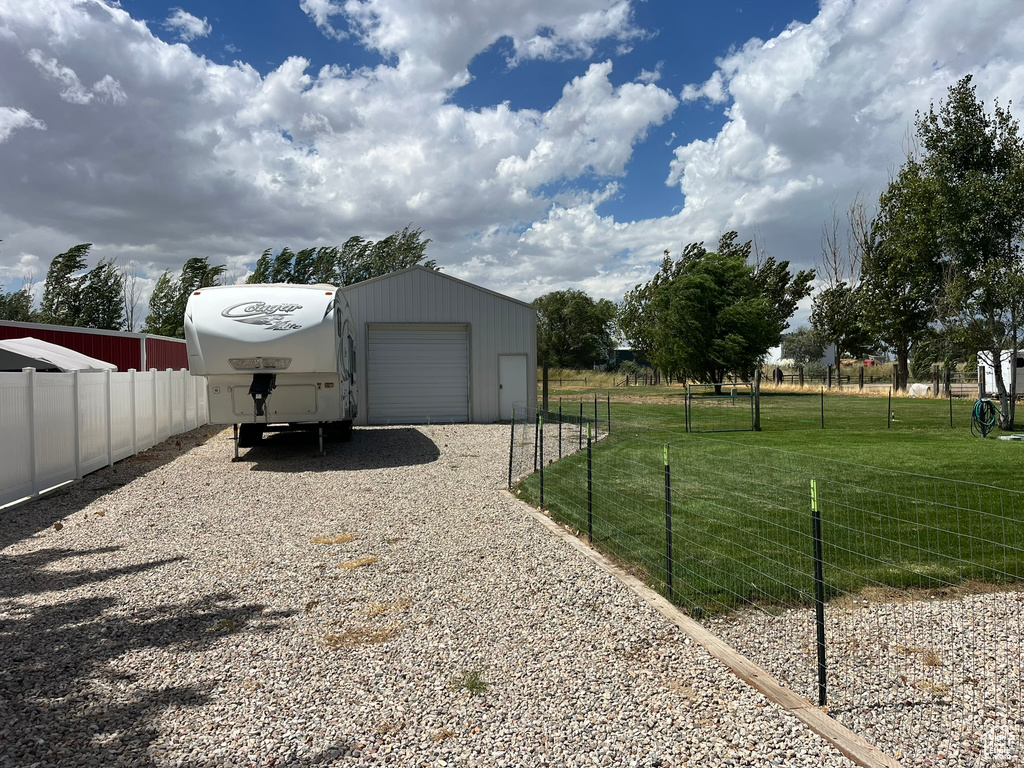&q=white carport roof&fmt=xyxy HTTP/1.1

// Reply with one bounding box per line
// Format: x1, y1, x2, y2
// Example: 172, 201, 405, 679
0, 337, 118, 372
